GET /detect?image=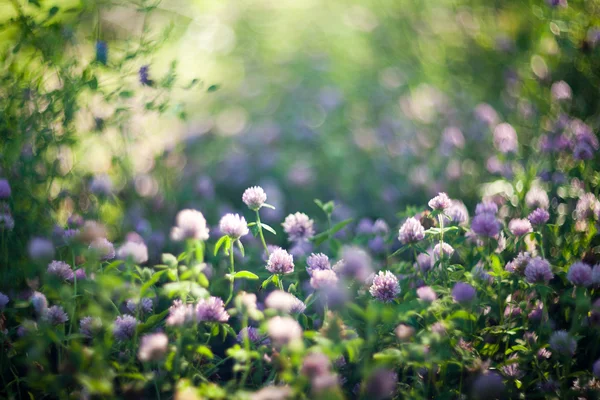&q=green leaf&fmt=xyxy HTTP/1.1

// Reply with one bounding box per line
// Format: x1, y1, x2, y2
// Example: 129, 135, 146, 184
233, 270, 259, 280
236, 240, 245, 257
207, 84, 220, 92
137, 310, 169, 334
262, 203, 276, 209
330, 218, 353, 235
447, 310, 477, 321
140, 270, 167, 296
261, 275, 274, 289
214, 235, 229, 256
198, 273, 209, 288
196, 345, 214, 359
261, 223, 276, 235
